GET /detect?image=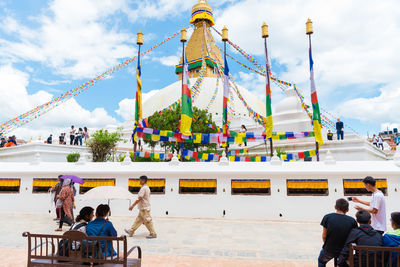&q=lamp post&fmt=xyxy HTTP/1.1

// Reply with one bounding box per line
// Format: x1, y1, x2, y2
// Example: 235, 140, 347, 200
133, 30, 143, 162
180, 27, 187, 161
262, 22, 274, 157
222, 26, 229, 156
306, 19, 320, 161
